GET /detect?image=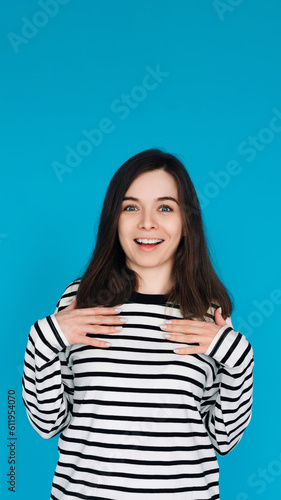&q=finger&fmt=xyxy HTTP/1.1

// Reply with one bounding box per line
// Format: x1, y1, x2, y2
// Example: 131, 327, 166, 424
173, 346, 205, 355
81, 324, 124, 335
76, 314, 127, 325
160, 324, 215, 335
76, 306, 122, 316
215, 307, 227, 326
171, 319, 207, 327
162, 333, 200, 344
77, 334, 111, 349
